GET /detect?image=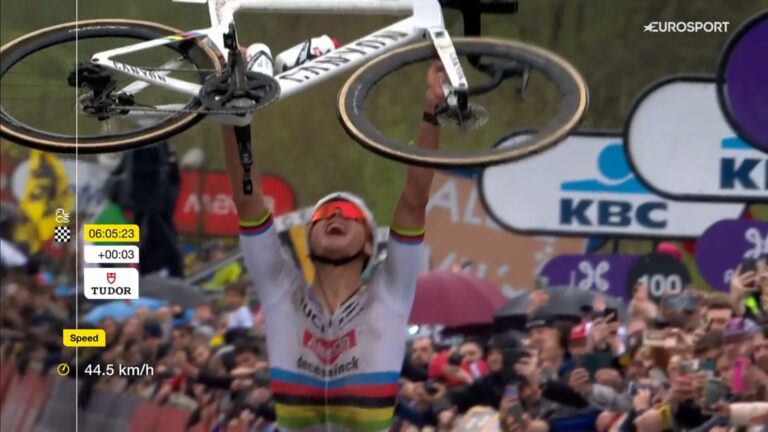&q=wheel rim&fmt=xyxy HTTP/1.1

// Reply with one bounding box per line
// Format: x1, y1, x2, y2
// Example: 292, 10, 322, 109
0, 20, 222, 153
338, 37, 588, 167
